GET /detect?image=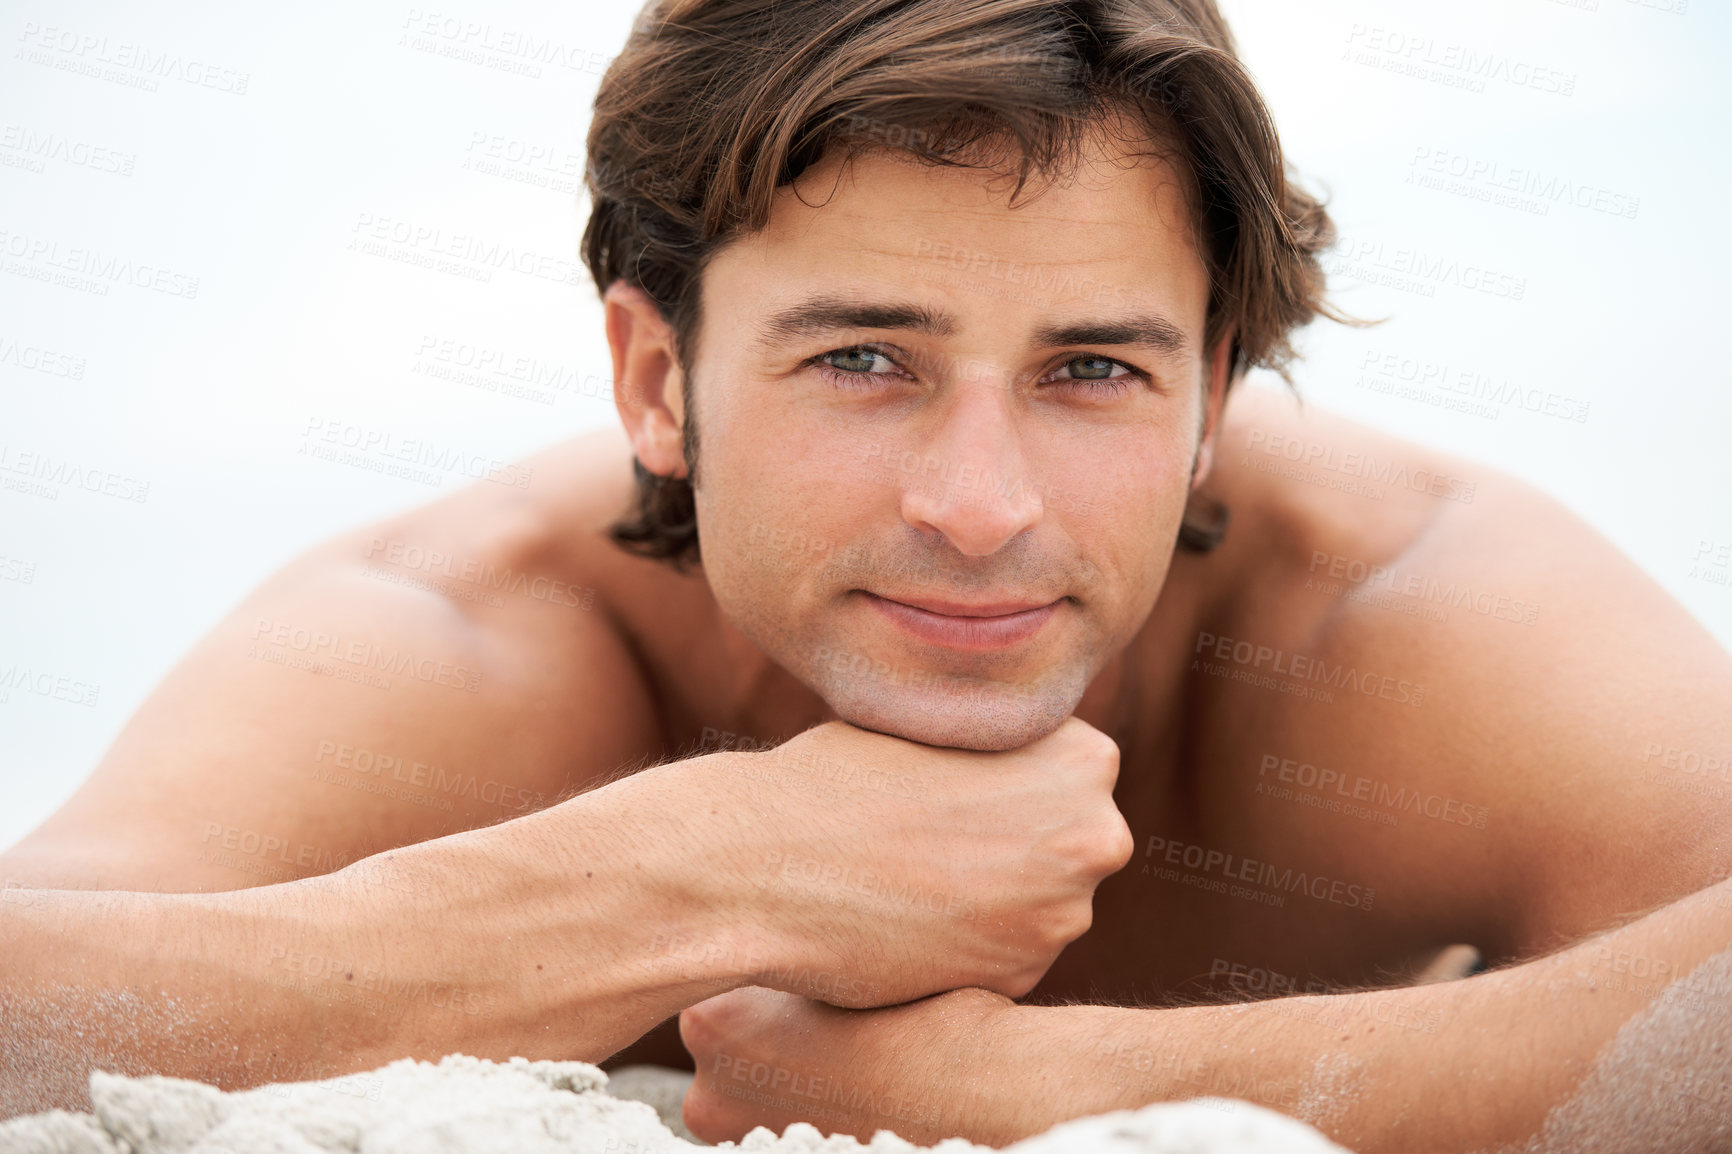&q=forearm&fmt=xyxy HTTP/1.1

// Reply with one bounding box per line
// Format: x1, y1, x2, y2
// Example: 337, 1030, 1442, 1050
0, 755, 762, 1118
0, 880, 366, 1116
974, 880, 1732, 1152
